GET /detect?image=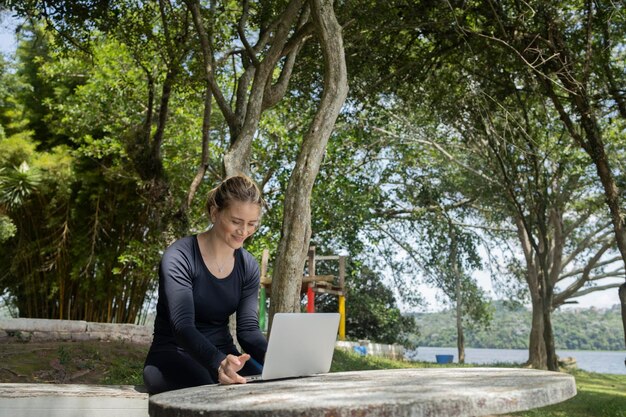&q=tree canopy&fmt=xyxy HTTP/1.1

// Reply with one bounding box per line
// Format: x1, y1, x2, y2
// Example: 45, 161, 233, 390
1, 0, 625, 359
